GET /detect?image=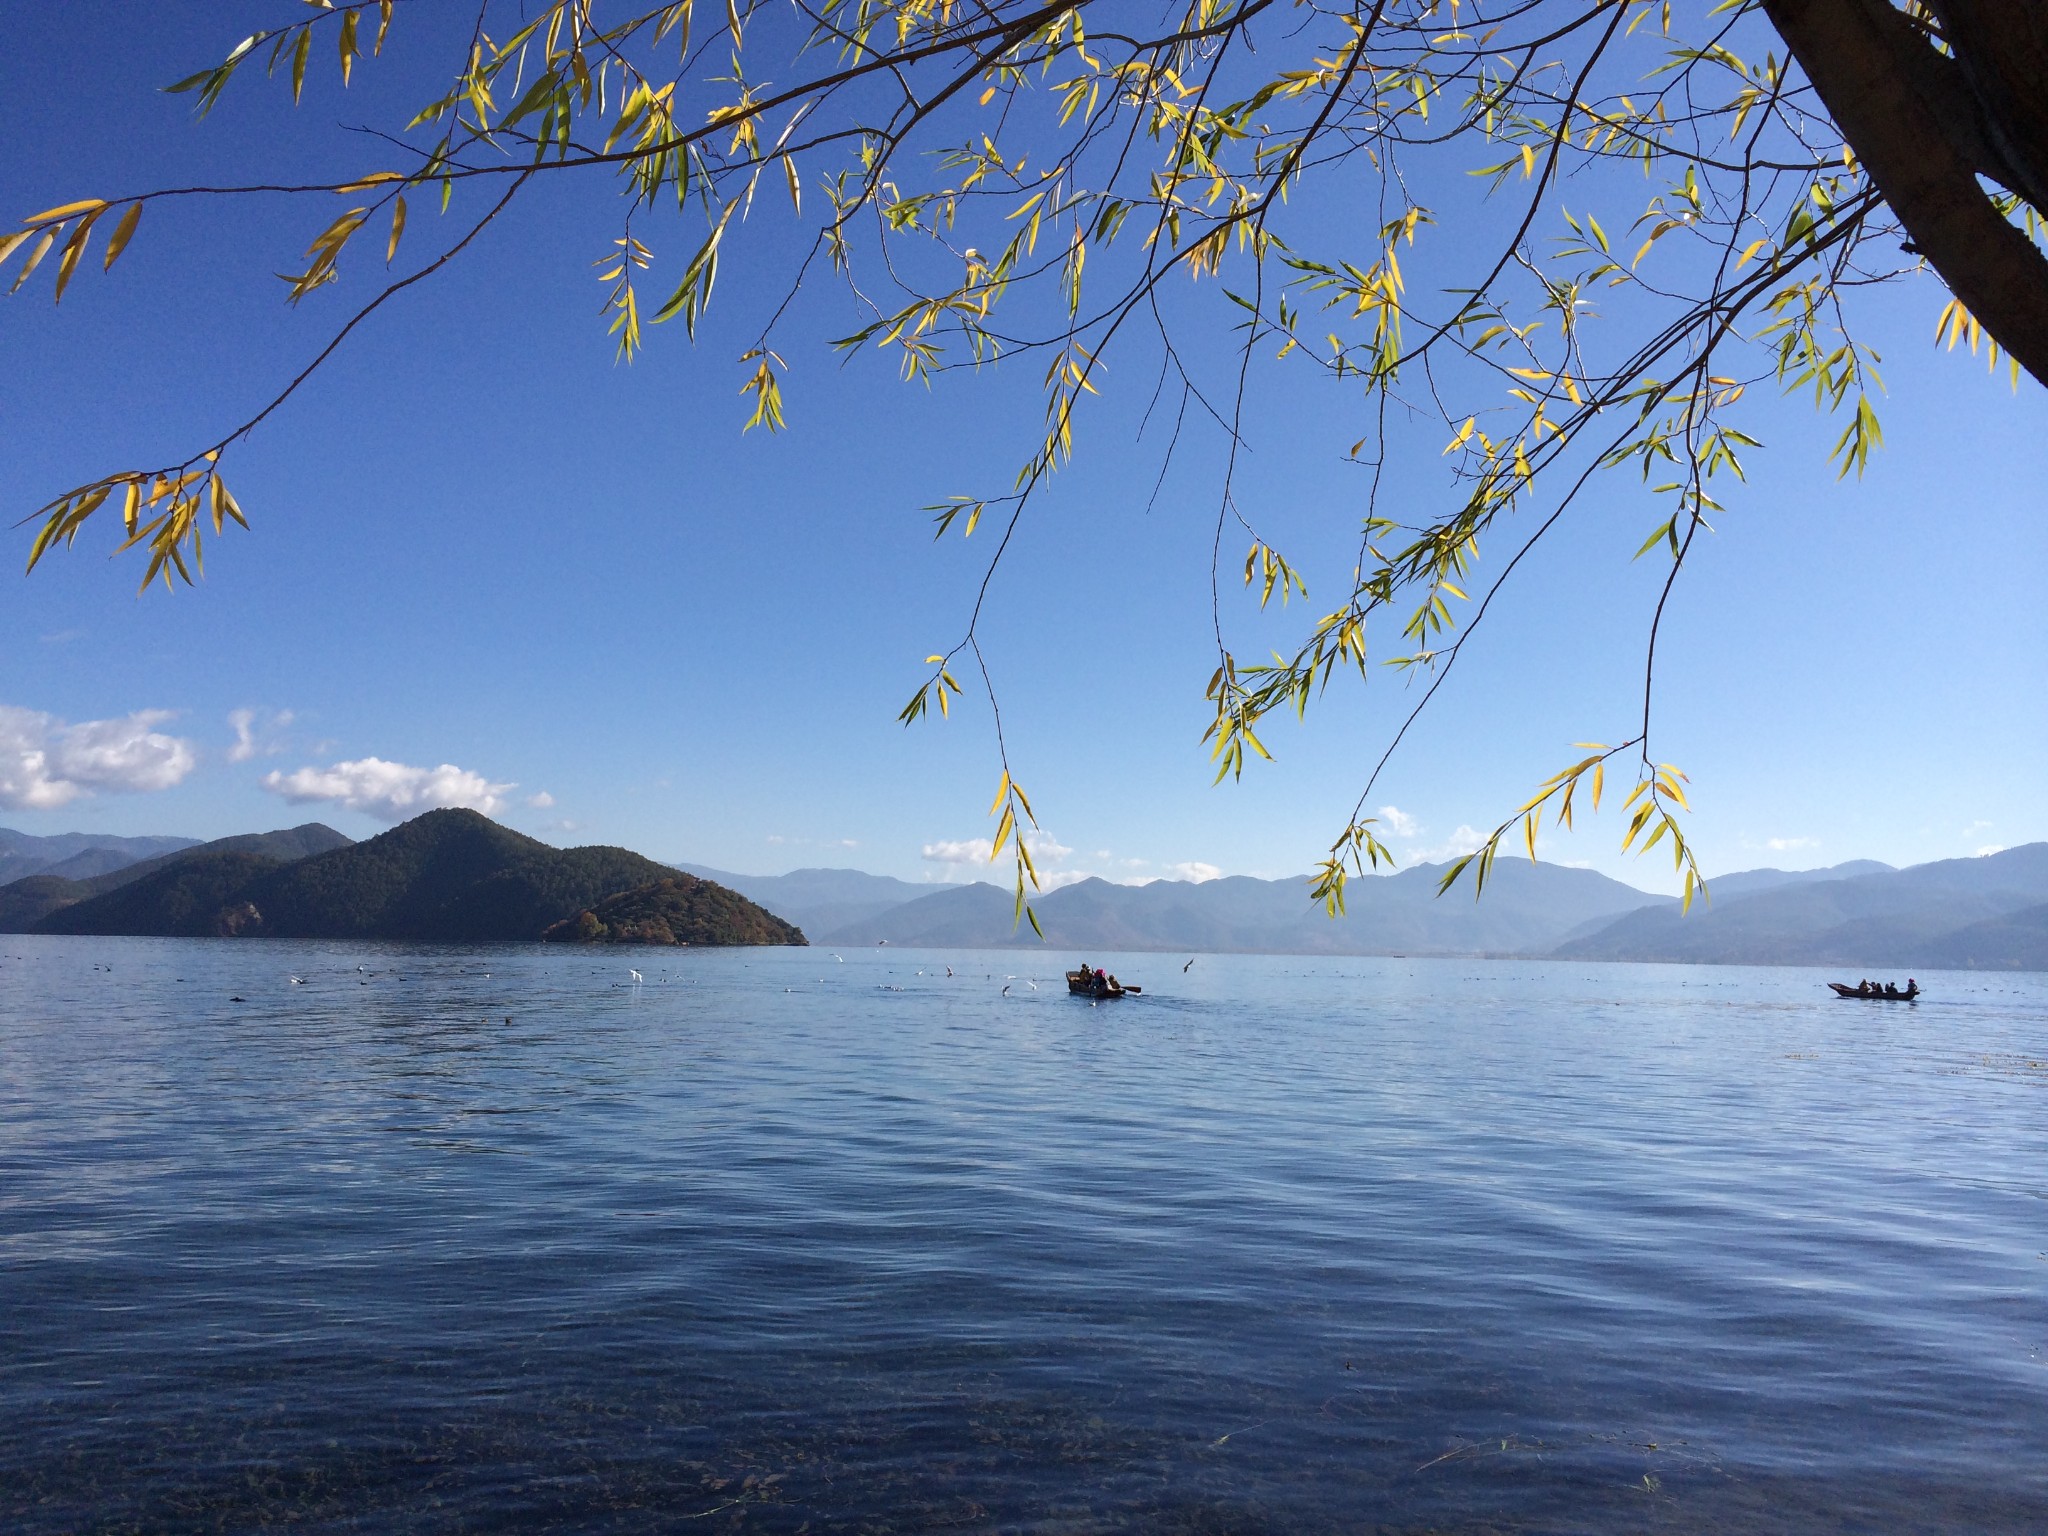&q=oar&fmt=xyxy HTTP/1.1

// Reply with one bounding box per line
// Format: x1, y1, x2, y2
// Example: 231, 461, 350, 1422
1123, 984, 1142, 994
